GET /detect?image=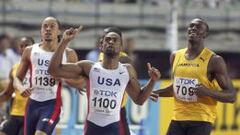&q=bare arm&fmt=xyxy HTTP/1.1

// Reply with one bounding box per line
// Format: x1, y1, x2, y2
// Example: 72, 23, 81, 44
0, 69, 14, 102
64, 48, 86, 89
48, 26, 92, 79
195, 55, 236, 103
125, 63, 160, 105
14, 47, 32, 94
